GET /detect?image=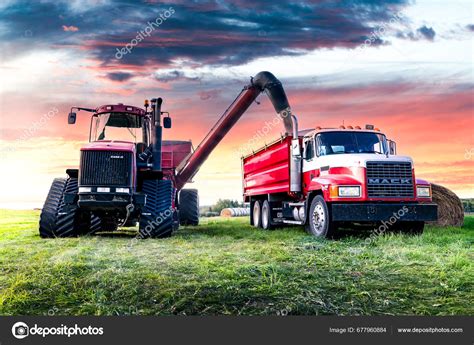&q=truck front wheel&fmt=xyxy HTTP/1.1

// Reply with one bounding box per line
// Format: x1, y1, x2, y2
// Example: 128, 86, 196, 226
305, 196, 336, 238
